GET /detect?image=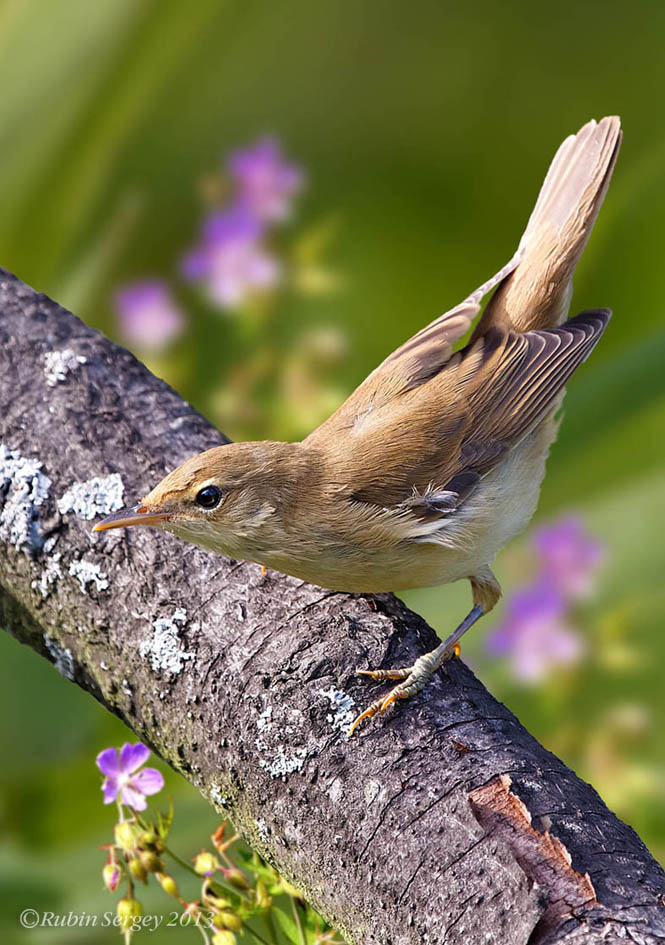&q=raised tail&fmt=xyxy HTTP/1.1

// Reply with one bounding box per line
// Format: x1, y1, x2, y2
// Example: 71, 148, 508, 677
477, 116, 622, 334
